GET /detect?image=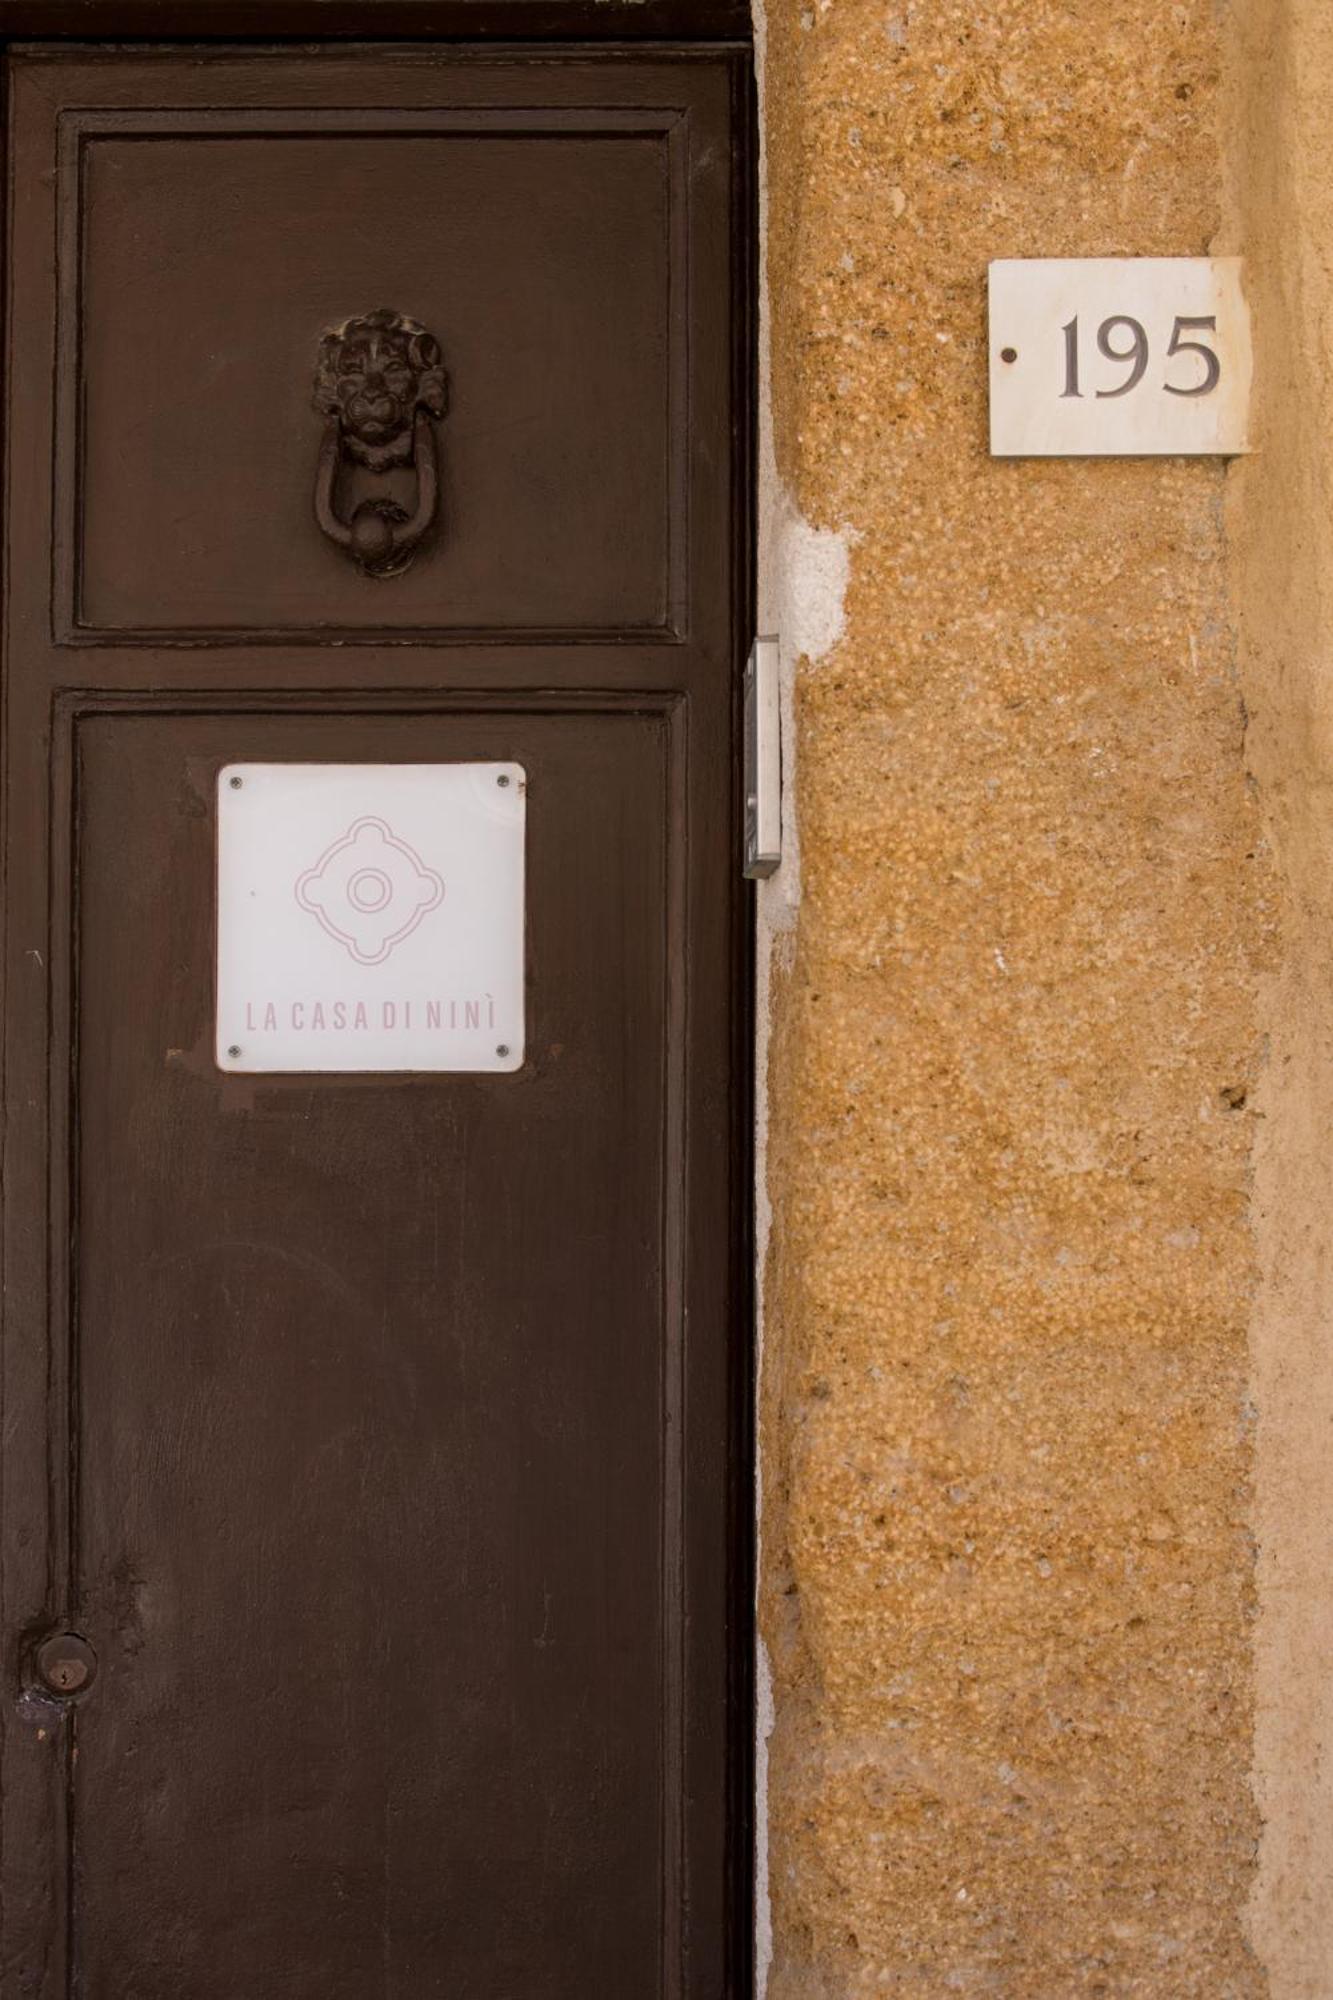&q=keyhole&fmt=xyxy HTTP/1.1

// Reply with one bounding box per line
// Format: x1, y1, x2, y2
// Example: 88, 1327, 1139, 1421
35, 1632, 98, 1698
